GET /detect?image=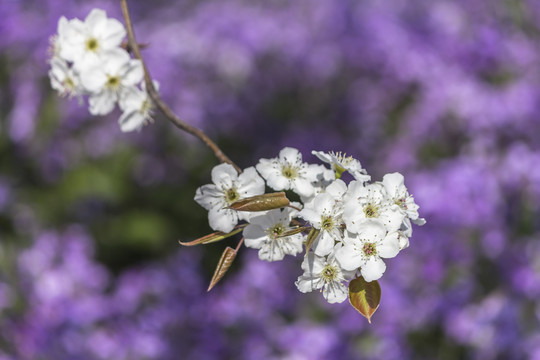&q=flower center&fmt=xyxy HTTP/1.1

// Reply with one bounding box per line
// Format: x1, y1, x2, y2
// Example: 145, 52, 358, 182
321, 264, 338, 282
141, 98, 152, 115
363, 204, 379, 218
267, 223, 285, 239
86, 37, 99, 52
281, 164, 298, 179
395, 197, 408, 210
321, 216, 334, 231
106, 75, 120, 90
362, 242, 377, 257
225, 188, 239, 204
64, 77, 75, 90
